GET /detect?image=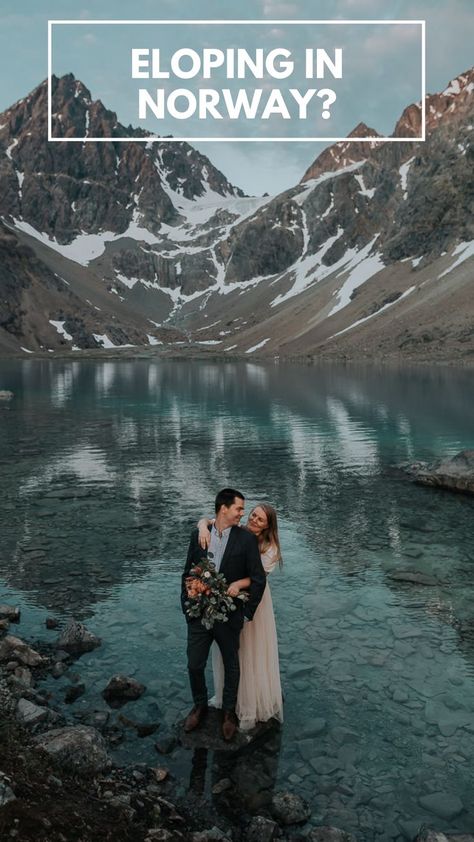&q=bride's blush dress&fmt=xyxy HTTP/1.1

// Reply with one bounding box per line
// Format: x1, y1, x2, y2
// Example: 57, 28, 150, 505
211, 545, 284, 730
